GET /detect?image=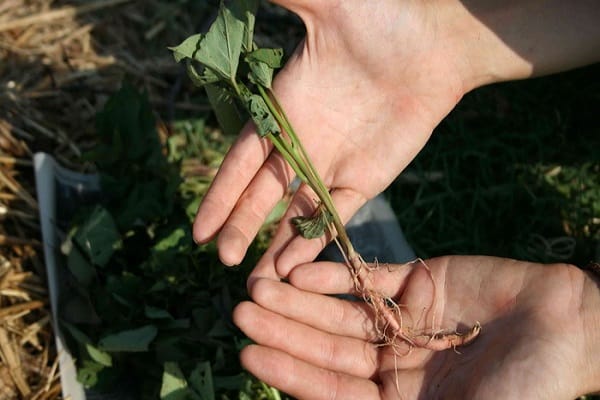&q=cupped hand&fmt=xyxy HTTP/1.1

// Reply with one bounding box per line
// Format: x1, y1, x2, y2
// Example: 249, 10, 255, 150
193, 0, 473, 277
233, 256, 600, 399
